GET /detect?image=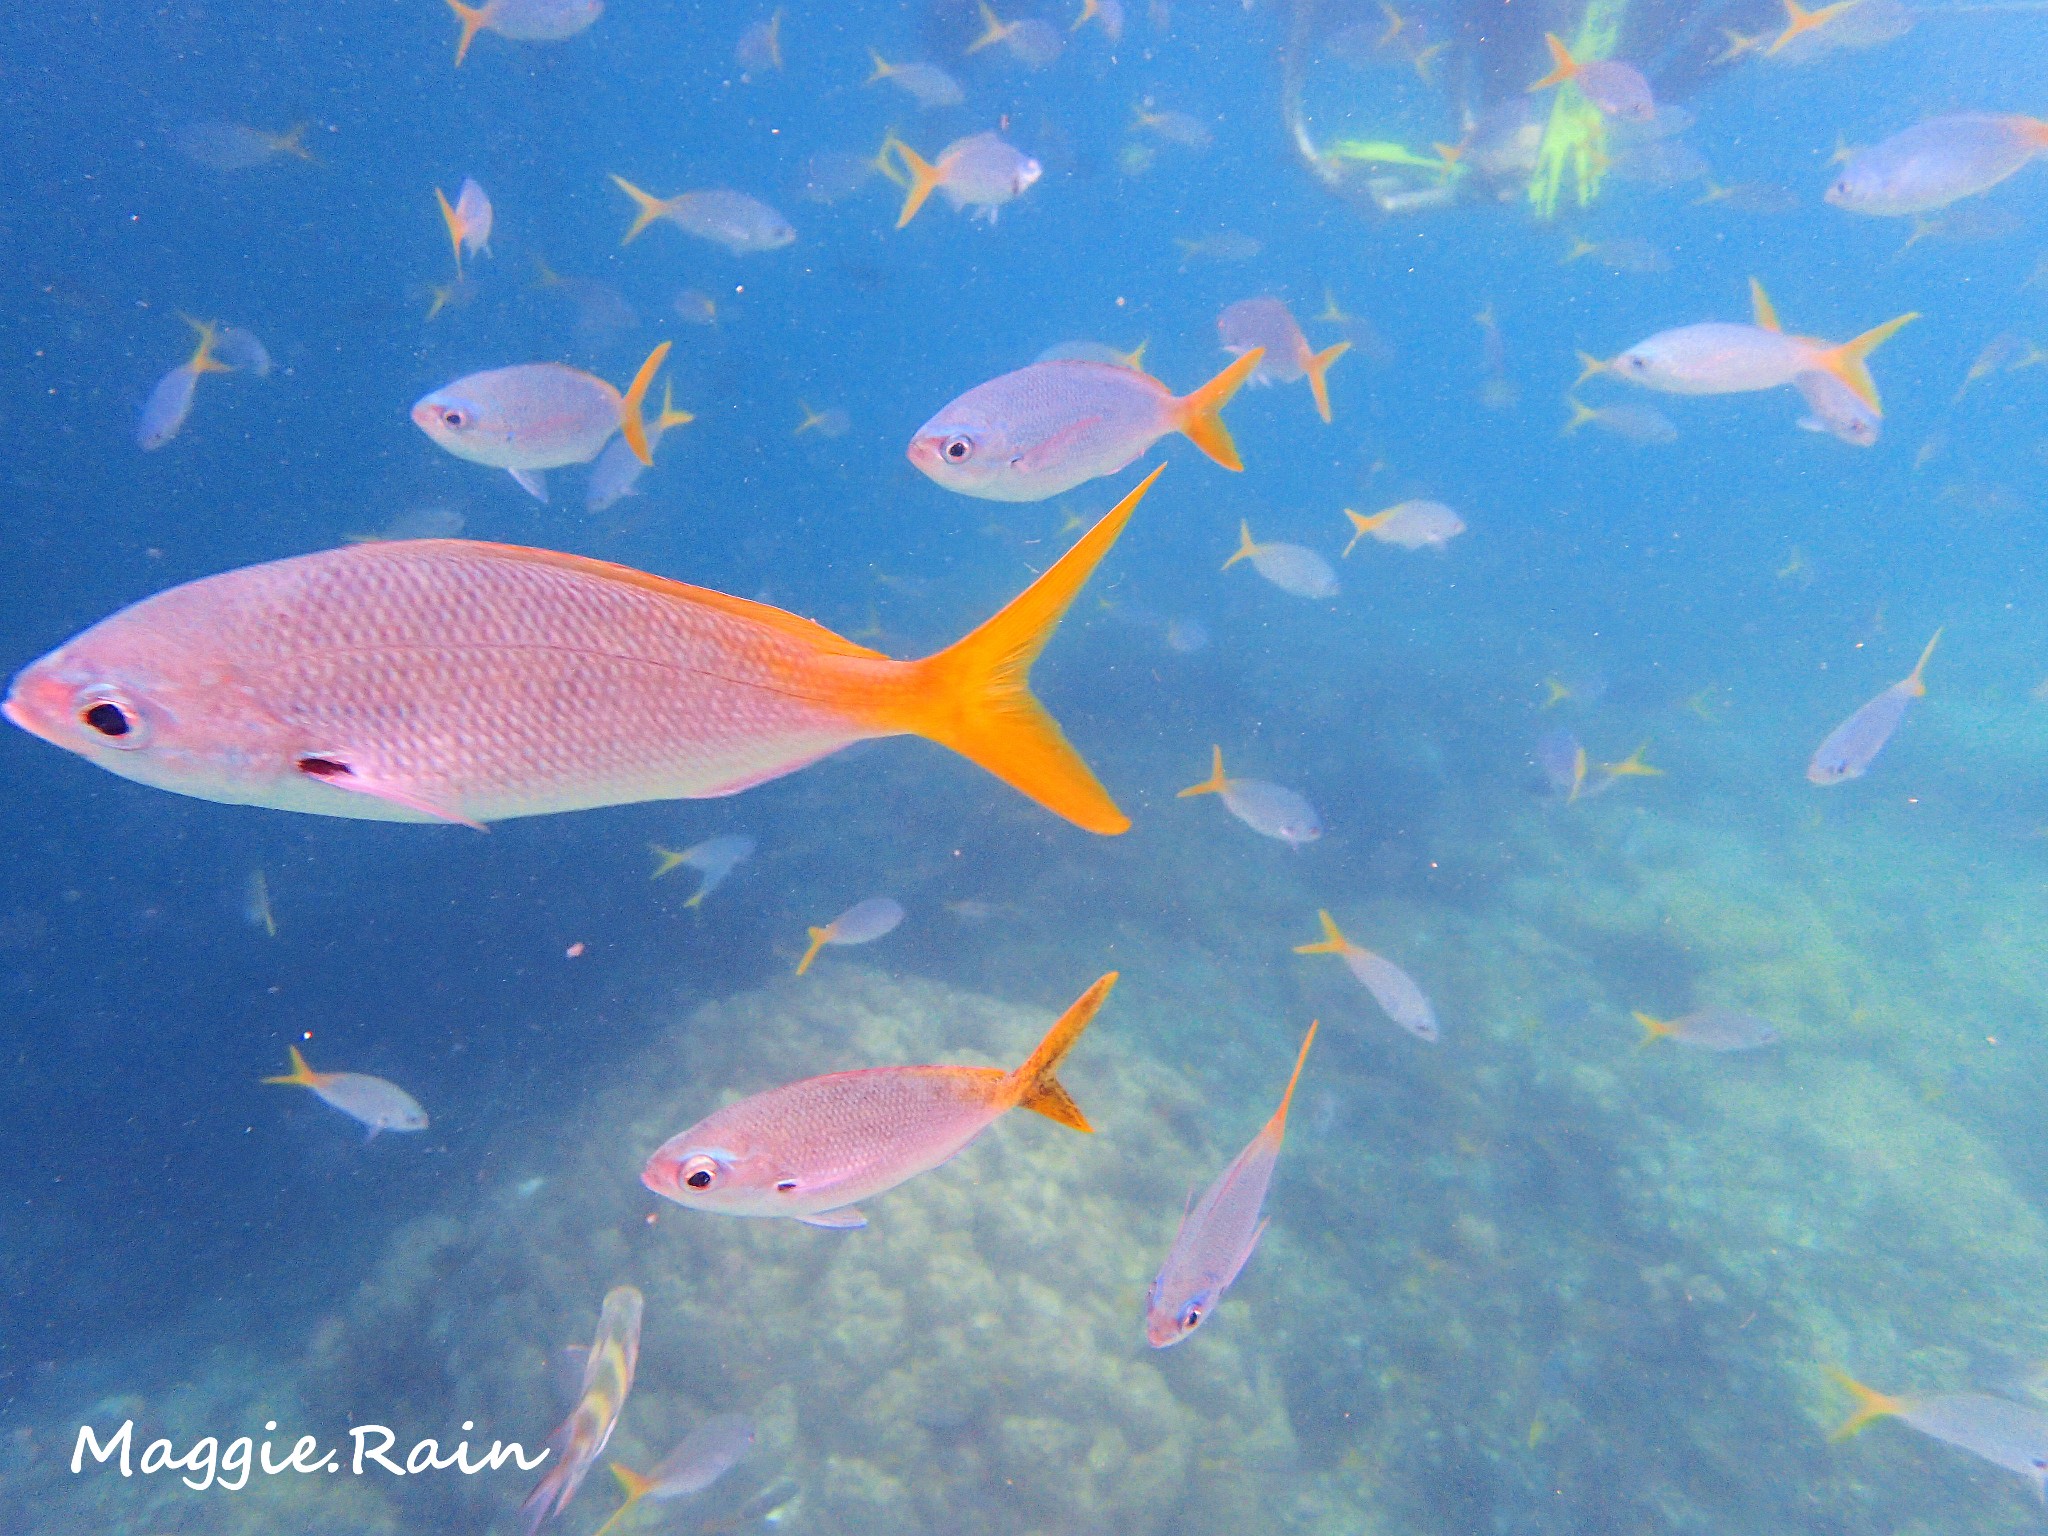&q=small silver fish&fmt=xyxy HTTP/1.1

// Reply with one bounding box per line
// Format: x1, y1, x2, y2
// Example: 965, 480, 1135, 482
1222, 522, 1339, 598
263, 1045, 428, 1137
1807, 629, 1939, 784
1294, 911, 1439, 1042
1178, 746, 1322, 845
1633, 1008, 1778, 1051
